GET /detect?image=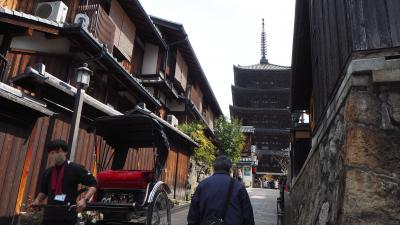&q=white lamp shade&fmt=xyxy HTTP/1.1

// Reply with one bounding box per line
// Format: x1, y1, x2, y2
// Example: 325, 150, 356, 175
76, 63, 92, 87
